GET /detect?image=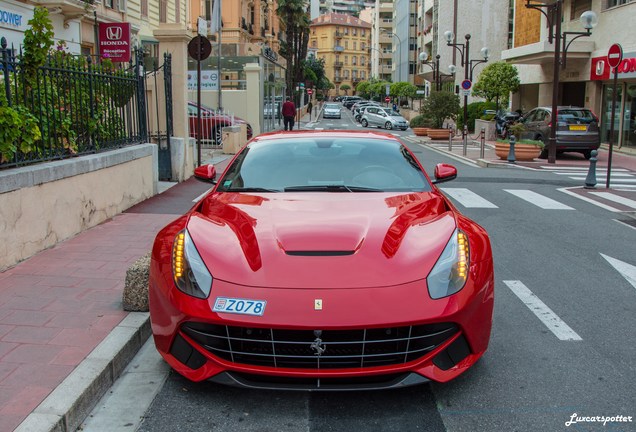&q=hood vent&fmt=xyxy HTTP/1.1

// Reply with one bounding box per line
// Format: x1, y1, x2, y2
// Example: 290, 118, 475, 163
285, 250, 355, 257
